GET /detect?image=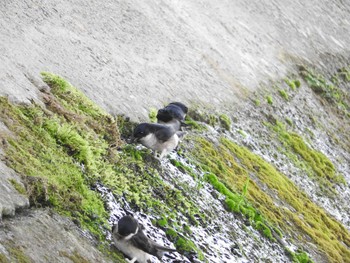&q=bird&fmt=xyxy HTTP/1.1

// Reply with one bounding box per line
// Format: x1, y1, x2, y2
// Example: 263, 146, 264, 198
156, 102, 188, 129
112, 215, 177, 263
132, 122, 179, 159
